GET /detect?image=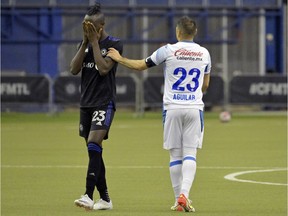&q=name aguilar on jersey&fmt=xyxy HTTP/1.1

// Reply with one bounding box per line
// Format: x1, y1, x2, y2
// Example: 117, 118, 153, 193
173, 48, 203, 101
173, 93, 196, 101
145, 45, 208, 103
